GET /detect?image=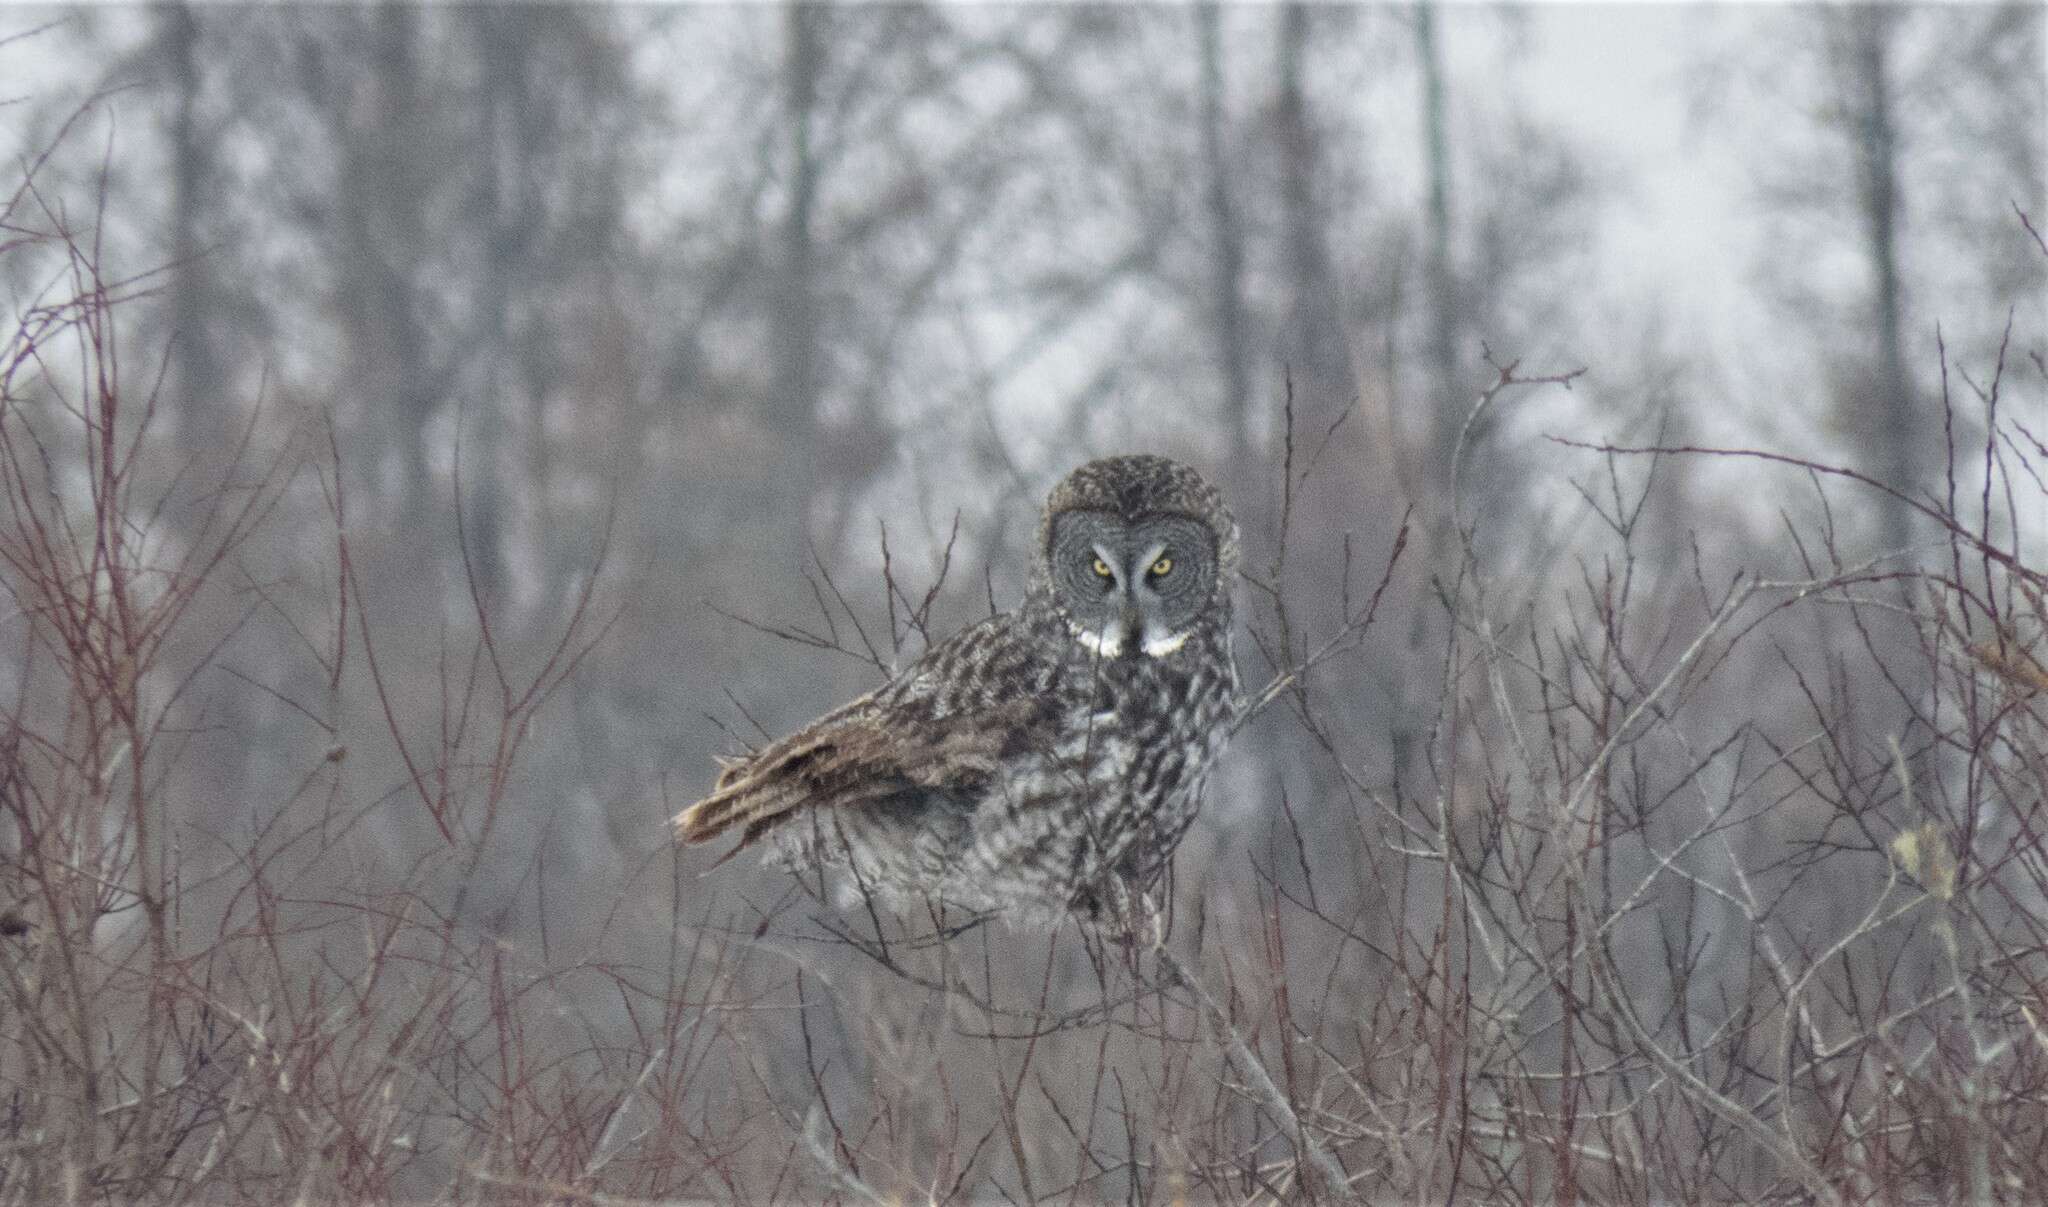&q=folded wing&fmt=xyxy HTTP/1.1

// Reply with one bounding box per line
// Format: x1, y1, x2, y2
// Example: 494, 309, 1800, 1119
673, 691, 1047, 858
